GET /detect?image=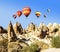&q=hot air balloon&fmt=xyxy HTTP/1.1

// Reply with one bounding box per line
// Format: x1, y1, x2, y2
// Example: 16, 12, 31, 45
47, 9, 50, 13
35, 11, 41, 18
17, 11, 22, 17
13, 14, 17, 19
22, 7, 31, 17
44, 14, 47, 18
